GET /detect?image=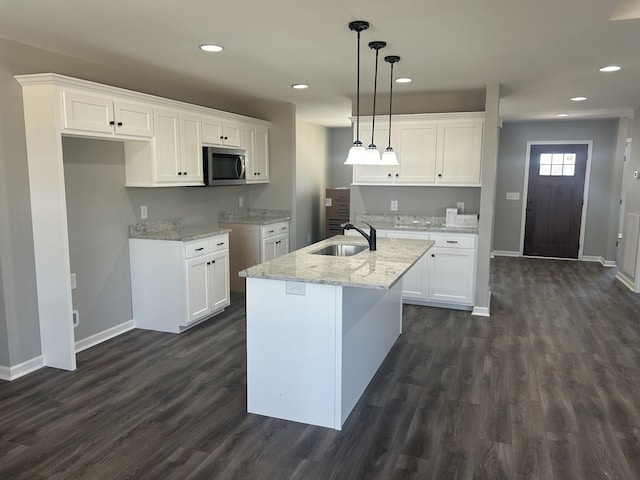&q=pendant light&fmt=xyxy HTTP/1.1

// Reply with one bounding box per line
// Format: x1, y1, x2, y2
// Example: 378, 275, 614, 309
345, 21, 370, 165
380, 55, 400, 166
364, 40, 387, 164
